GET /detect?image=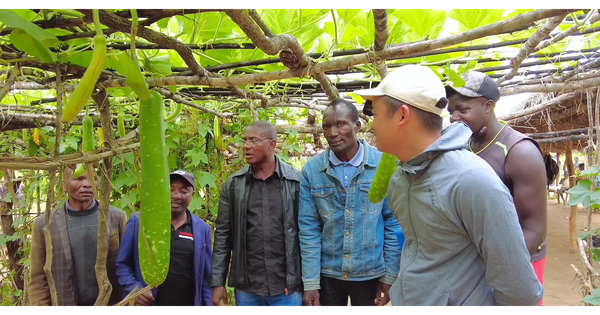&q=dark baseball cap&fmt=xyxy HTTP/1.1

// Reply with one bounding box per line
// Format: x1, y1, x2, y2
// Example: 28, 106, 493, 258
445, 71, 500, 102
169, 170, 195, 189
